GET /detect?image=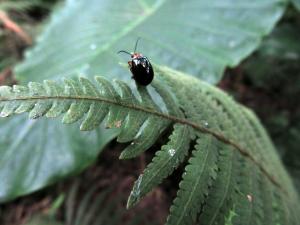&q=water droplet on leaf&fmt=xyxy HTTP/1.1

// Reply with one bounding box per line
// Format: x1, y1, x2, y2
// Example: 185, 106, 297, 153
168, 149, 176, 157
247, 194, 252, 202
90, 43, 97, 50
0, 112, 8, 117
228, 40, 236, 48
